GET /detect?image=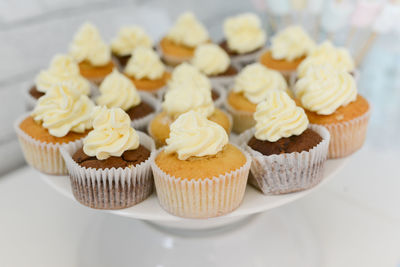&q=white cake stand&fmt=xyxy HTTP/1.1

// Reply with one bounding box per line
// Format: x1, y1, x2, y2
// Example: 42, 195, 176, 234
40, 158, 347, 231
